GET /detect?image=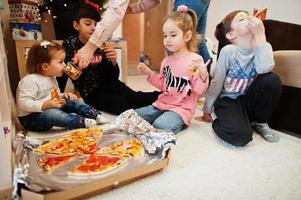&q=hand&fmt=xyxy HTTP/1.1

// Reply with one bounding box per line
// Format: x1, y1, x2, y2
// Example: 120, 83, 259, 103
72, 42, 97, 70
64, 92, 78, 100
247, 16, 266, 45
191, 59, 210, 81
42, 99, 65, 110
137, 62, 152, 75
194, 112, 213, 122
103, 45, 117, 66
